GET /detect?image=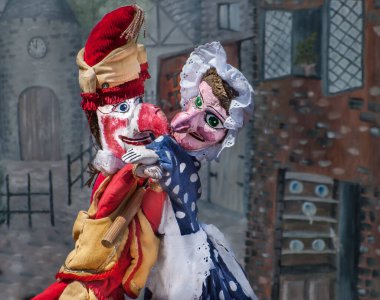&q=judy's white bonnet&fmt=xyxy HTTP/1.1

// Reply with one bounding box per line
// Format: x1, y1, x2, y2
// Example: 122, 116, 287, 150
179, 41, 254, 160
